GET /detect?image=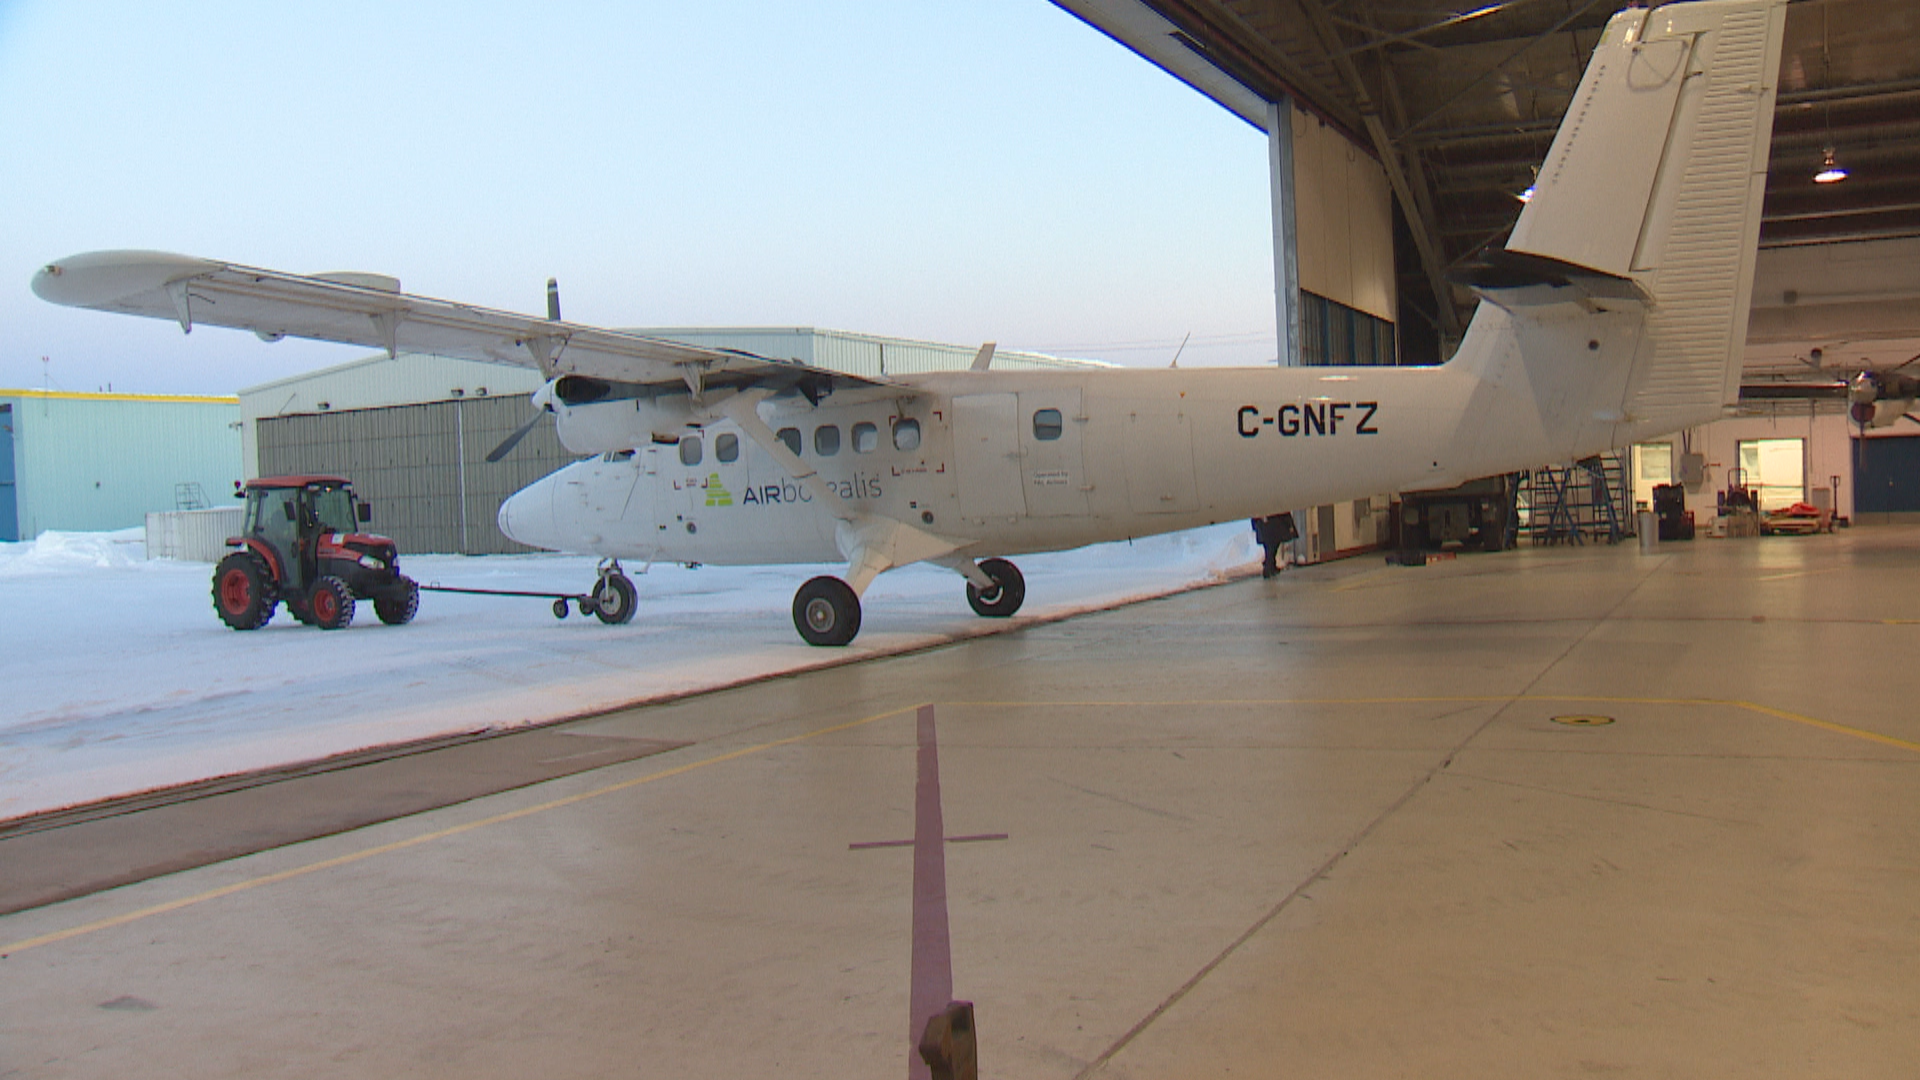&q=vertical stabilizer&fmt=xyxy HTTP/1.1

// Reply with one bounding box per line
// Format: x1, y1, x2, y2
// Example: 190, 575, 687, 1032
1475, 0, 1787, 442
